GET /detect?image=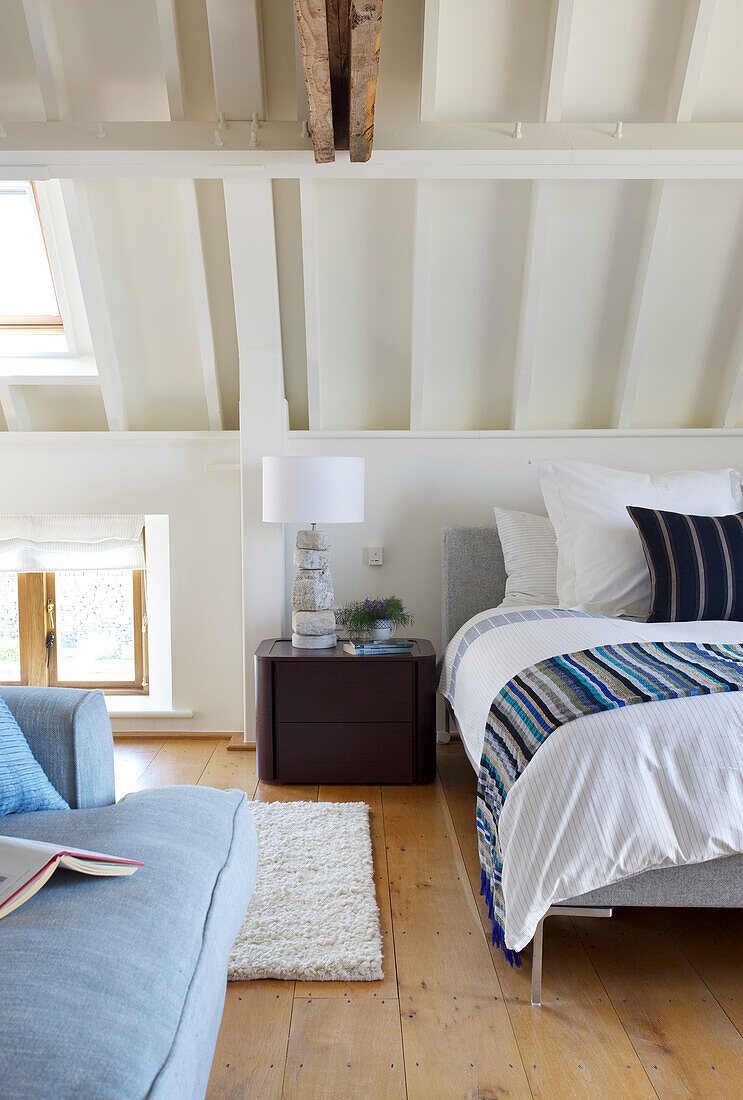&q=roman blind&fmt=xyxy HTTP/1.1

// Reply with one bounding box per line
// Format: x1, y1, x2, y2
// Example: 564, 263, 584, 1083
0, 516, 145, 572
